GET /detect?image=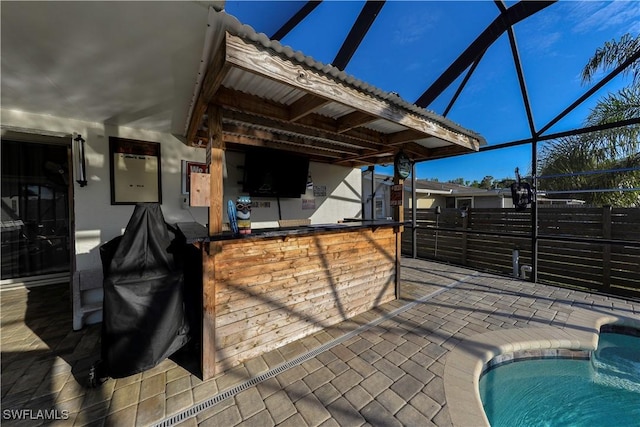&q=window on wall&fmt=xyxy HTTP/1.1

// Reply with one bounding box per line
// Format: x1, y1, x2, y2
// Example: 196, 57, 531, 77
456, 198, 473, 209
375, 197, 385, 219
